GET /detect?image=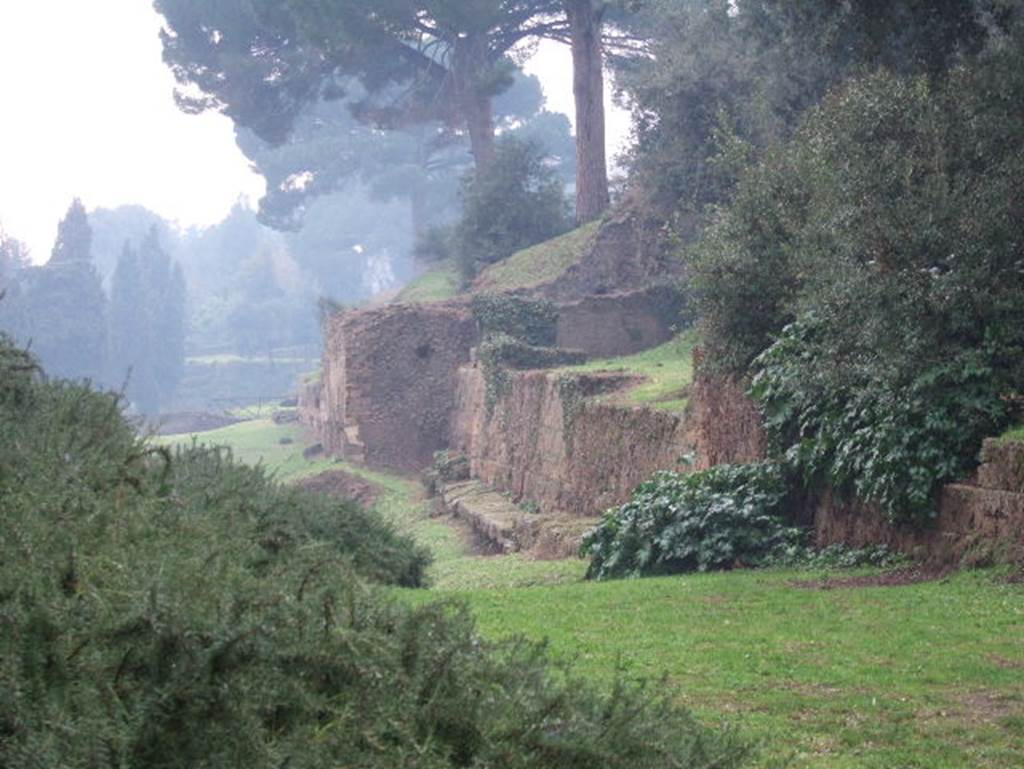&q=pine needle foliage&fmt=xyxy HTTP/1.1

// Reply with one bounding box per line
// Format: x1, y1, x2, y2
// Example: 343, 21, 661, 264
0, 333, 750, 769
